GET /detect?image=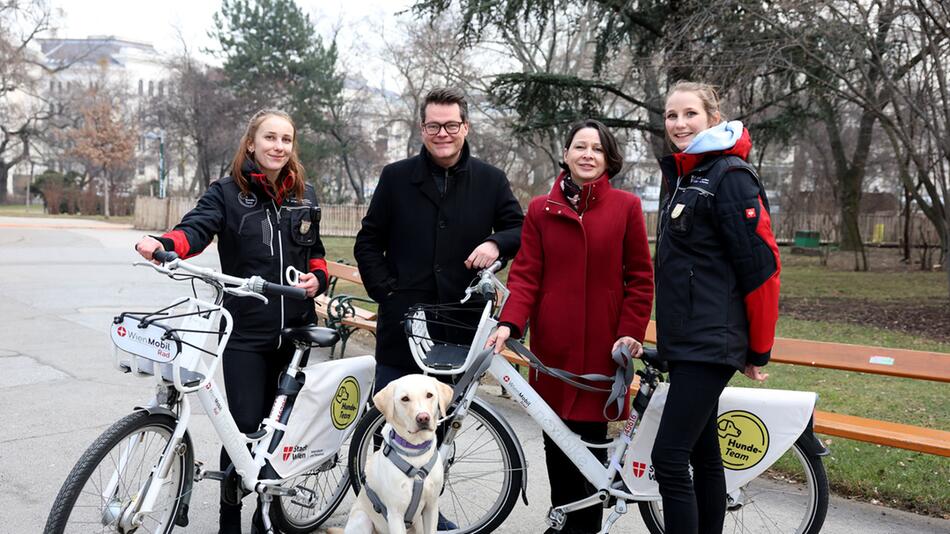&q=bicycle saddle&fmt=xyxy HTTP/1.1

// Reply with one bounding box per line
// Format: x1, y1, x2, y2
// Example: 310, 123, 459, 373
282, 325, 340, 347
